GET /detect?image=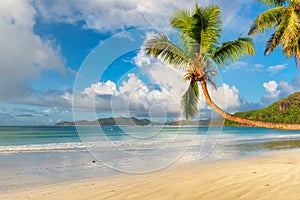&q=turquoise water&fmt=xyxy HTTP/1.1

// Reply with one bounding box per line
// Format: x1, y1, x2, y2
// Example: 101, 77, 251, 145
0, 126, 299, 154
1, 126, 300, 190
